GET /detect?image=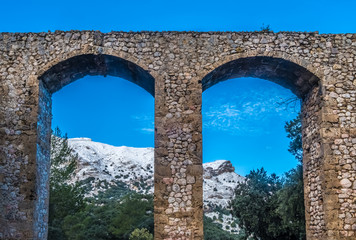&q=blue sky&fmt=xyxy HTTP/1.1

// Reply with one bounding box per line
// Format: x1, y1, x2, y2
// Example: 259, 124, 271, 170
51, 76, 154, 148
52, 76, 299, 176
1, 0, 354, 176
1, 0, 355, 33
203, 78, 300, 175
